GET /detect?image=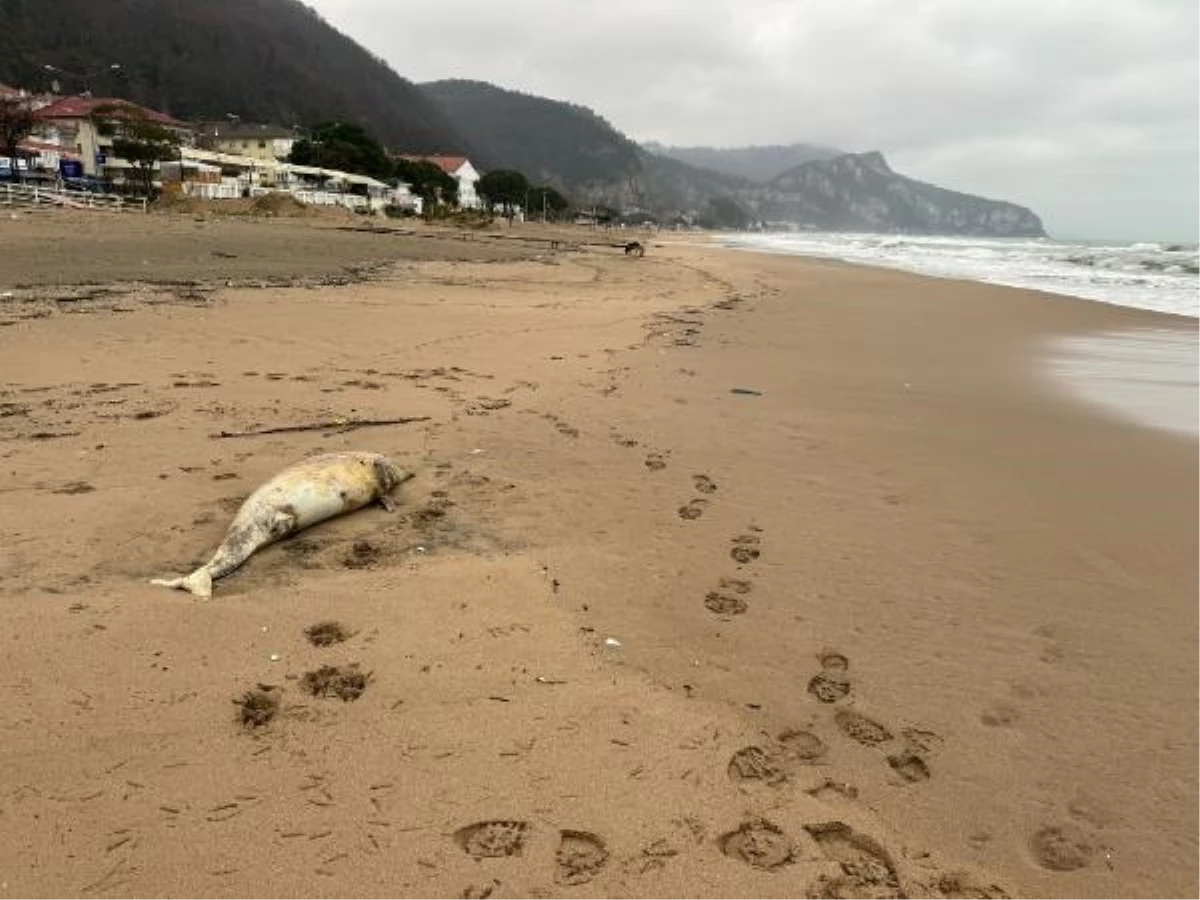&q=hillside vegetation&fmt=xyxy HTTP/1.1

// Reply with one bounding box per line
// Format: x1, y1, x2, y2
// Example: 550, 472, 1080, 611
0, 0, 469, 153
419, 80, 643, 195
642, 141, 843, 182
